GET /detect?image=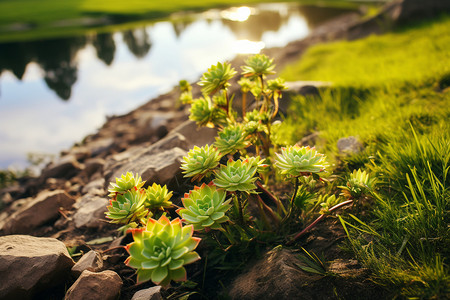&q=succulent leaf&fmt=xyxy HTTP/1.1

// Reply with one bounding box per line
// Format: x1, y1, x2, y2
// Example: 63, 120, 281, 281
275, 145, 329, 177
125, 215, 201, 287
177, 183, 232, 231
